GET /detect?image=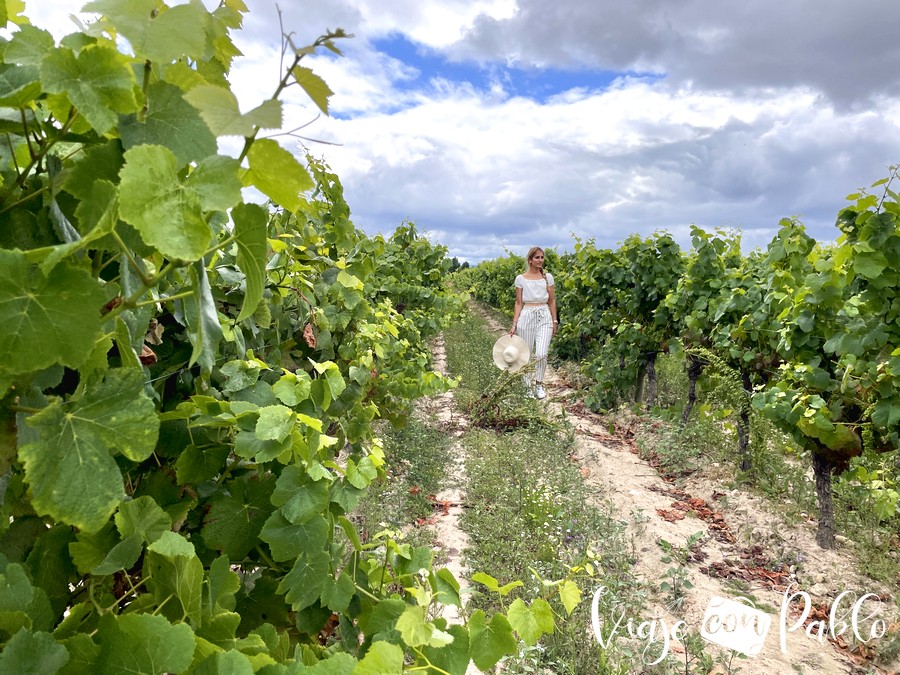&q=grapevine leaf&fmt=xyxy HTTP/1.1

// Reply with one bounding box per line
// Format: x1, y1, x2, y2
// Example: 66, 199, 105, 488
120, 81, 217, 167
559, 579, 582, 615
20, 369, 159, 533
344, 456, 378, 489
0, 251, 107, 378
206, 555, 240, 613
854, 253, 886, 279
259, 513, 328, 562
193, 650, 254, 675
0, 629, 69, 673
83, 0, 207, 63
531, 598, 555, 633
421, 624, 470, 675
357, 597, 404, 640
0, 563, 53, 636
24, 525, 77, 618
277, 545, 330, 610
292, 65, 333, 115
434, 568, 461, 607
118, 144, 213, 261
872, 399, 900, 428
354, 641, 404, 675
68, 523, 119, 576
115, 317, 141, 369
5, 24, 54, 66
60, 633, 100, 674
507, 598, 545, 646
115, 495, 172, 544
232, 203, 268, 322
233, 430, 290, 462
395, 604, 433, 648
188, 155, 243, 212
175, 444, 230, 484
96, 612, 196, 674
183, 84, 282, 136
90, 533, 143, 575
201, 476, 275, 560
42, 180, 119, 275
0, 63, 41, 106
300, 653, 356, 674
468, 610, 517, 671
243, 139, 313, 213
255, 405, 294, 442
145, 532, 204, 625
184, 261, 224, 372
319, 572, 355, 613
40, 45, 138, 135
63, 140, 125, 202
271, 465, 330, 524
